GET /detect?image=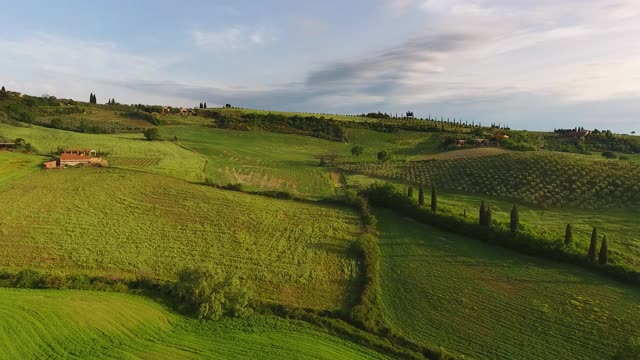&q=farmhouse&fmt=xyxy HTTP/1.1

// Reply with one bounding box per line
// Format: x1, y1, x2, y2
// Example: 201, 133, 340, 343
456, 140, 466, 147
43, 148, 107, 169
161, 106, 173, 114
